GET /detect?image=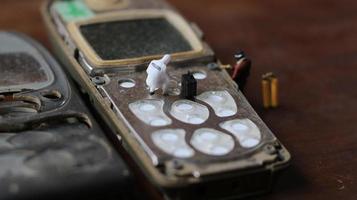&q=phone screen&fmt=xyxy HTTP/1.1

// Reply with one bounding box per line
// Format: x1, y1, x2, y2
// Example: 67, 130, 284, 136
80, 18, 193, 60
0, 53, 53, 90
